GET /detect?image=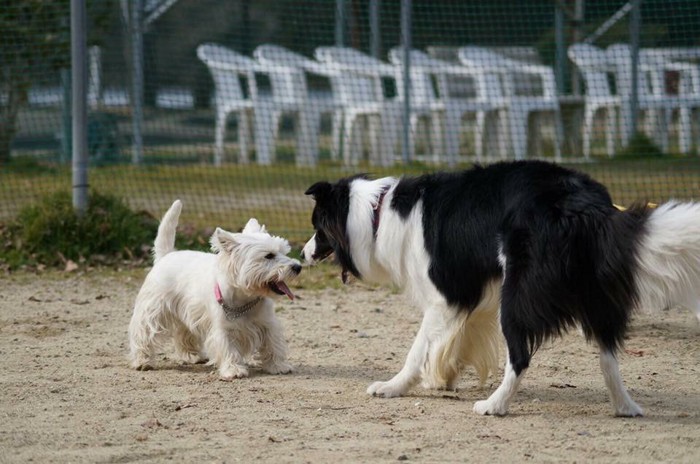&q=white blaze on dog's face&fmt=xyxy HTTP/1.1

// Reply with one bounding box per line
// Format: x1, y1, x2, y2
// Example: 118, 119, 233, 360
210, 219, 301, 299
301, 233, 319, 264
